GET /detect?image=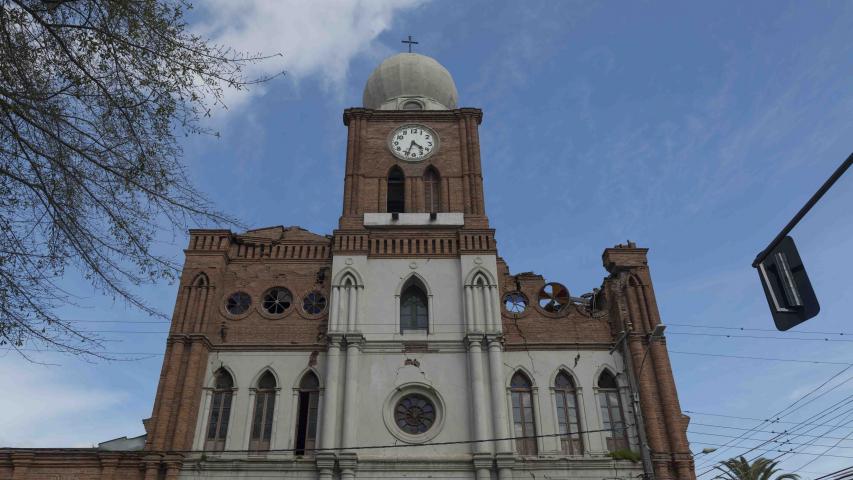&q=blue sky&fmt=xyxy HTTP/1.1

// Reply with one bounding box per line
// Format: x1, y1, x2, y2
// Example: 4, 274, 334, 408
2, 1, 852, 478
